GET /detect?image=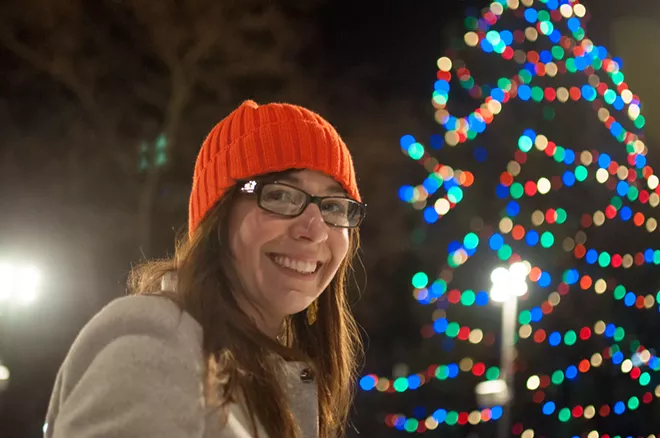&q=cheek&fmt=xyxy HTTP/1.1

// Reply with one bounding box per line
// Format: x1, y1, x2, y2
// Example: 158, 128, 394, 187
228, 203, 261, 264
231, 206, 288, 263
